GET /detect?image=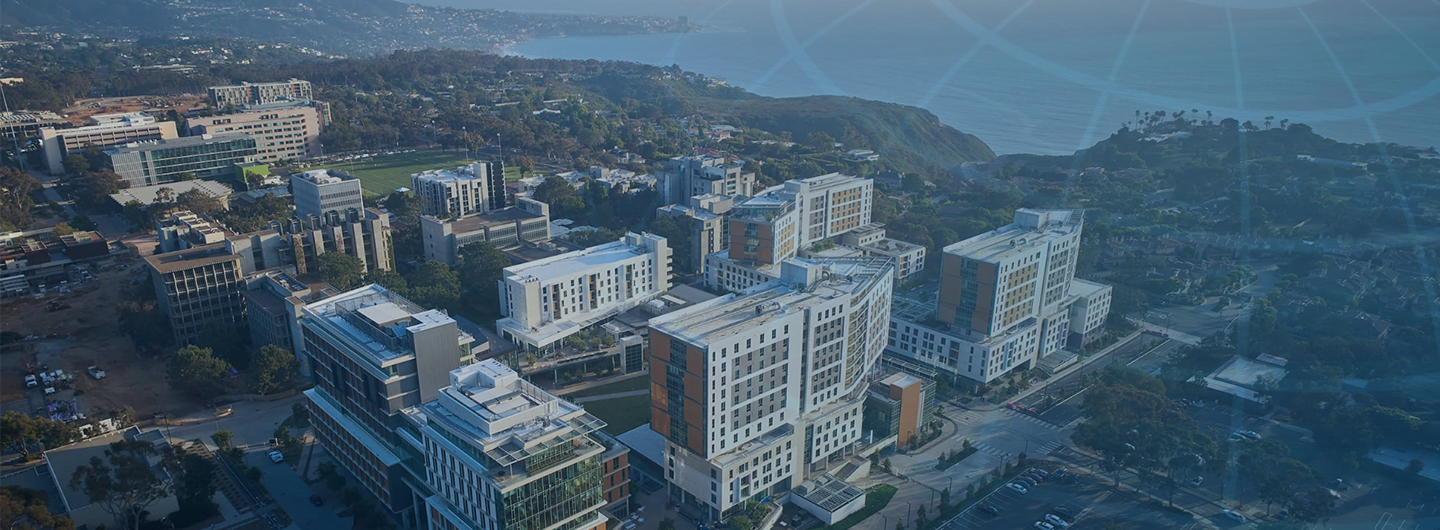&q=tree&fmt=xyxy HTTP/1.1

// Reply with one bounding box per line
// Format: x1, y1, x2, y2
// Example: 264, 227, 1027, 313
514, 156, 535, 176
198, 320, 250, 369
53, 222, 75, 236
250, 345, 299, 395
0, 167, 41, 231
405, 261, 461, 310
457, 241, 511, 306
2, 486, 76, 530
70, 439, 171, 530
658, 518, 676, 530
364, 268, 409, 294
211, 431, 234, 450
317, 252, 366, 290
805, 131, 837, 151
532, 175, 577, 205
1405, 458, 1424, 474
1, 411, 79, 456
63, 154, 91, 174
176, 189, 224, 217
167, 345, 231, 401
166, 452, 217, 516
117, 300, 169, 350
